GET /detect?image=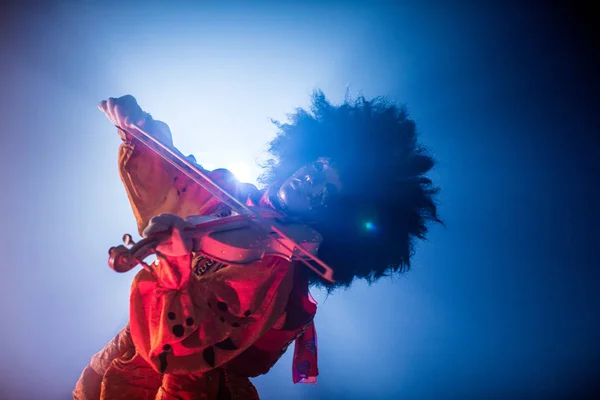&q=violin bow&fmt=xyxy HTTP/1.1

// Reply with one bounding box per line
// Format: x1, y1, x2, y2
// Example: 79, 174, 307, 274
119, 122, 335, 283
